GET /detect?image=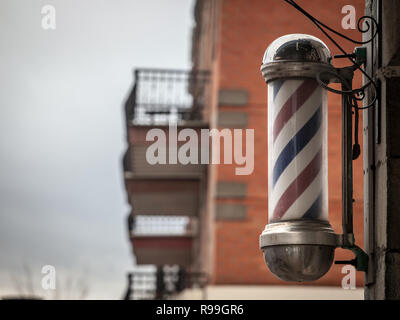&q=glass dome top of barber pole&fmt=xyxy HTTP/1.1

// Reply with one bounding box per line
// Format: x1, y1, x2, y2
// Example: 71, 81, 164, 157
262, 34, 332, 64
